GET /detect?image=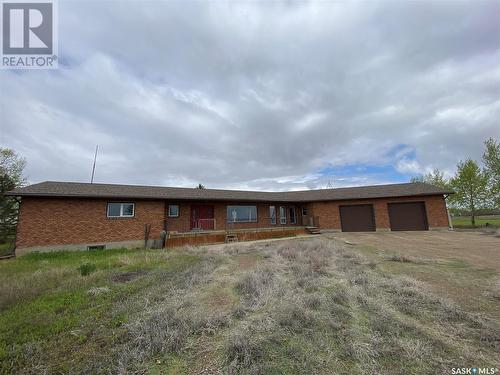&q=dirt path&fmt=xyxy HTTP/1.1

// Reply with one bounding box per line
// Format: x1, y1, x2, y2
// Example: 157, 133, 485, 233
328, 231, 500, 269
203, 234, 316, 253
